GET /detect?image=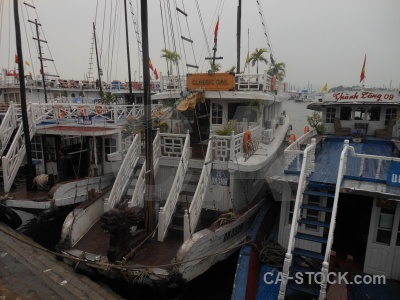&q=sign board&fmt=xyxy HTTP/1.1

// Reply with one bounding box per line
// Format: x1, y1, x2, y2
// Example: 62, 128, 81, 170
186, 73, 235, 91
387, 161, 400, 187
77, 116, 92, 125
211, 169, 230, 187
323, 91, 399, 103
